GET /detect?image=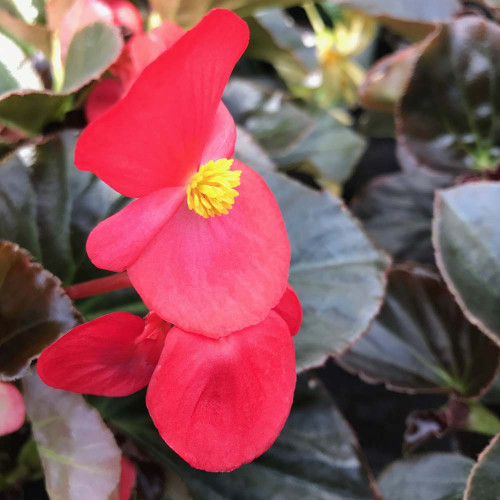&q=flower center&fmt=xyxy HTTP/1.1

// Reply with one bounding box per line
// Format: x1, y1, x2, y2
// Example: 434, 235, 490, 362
186, 159, 241, 218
